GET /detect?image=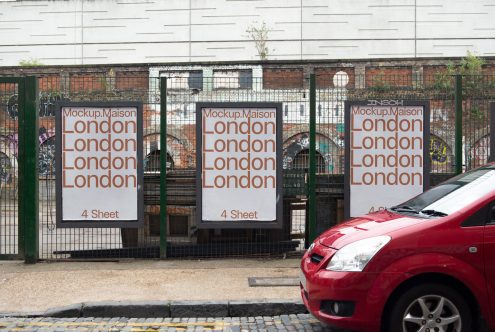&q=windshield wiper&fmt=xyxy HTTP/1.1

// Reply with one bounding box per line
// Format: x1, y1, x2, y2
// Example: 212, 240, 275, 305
420, 209, 448, 217
390, 205, 419, 214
